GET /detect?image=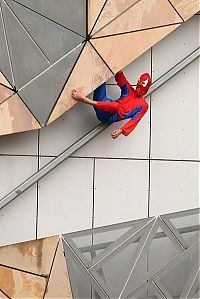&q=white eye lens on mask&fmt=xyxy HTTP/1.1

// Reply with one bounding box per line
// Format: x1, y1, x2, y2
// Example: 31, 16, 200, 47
141, 79, 148, 87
